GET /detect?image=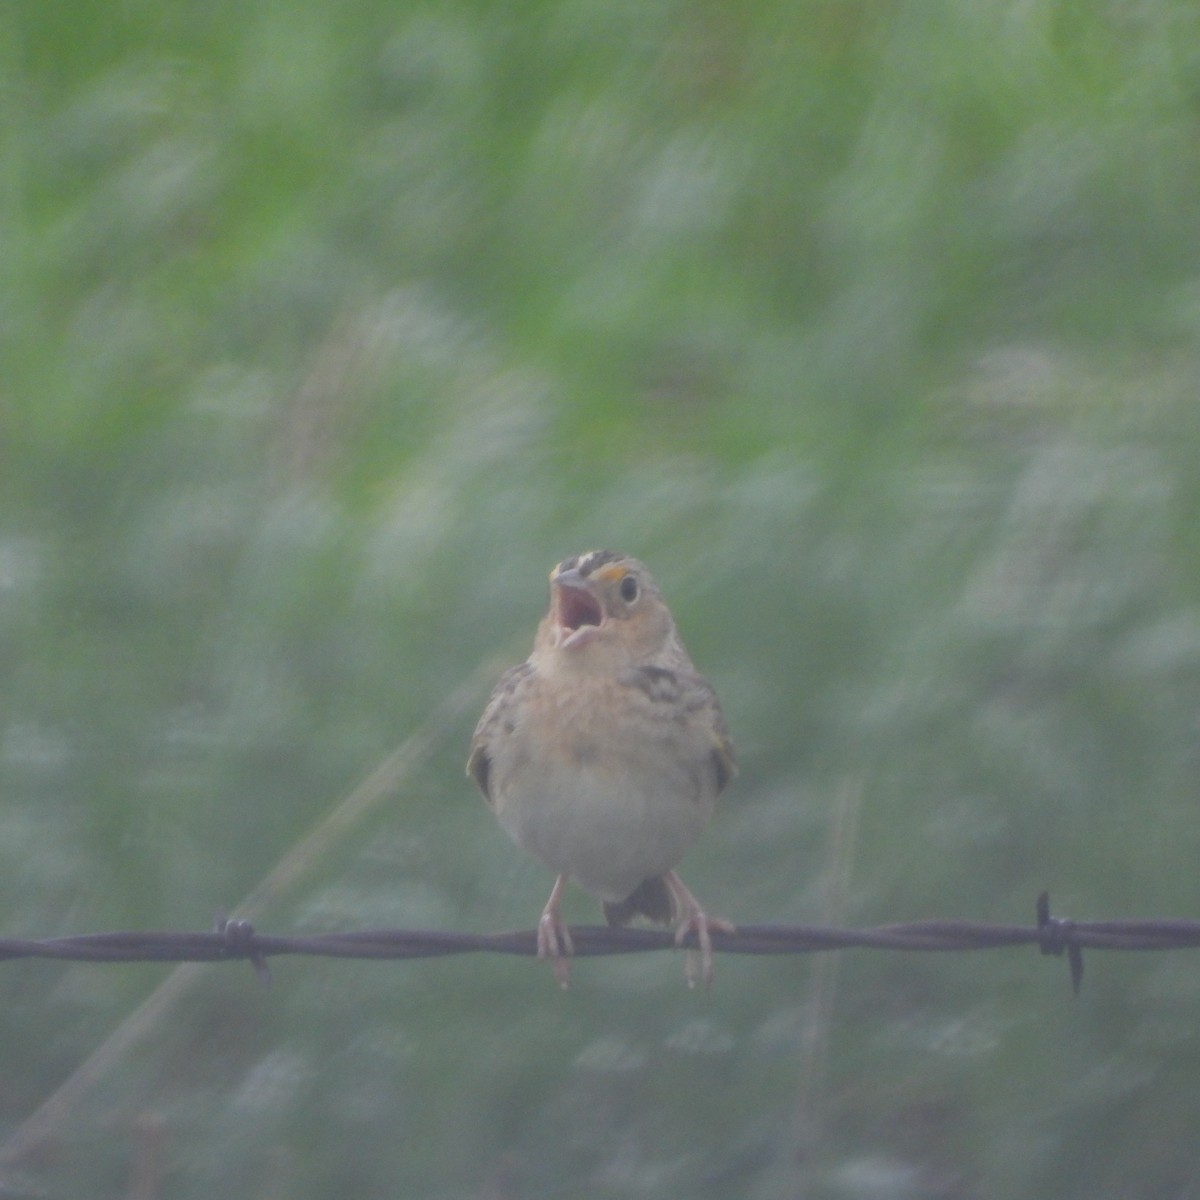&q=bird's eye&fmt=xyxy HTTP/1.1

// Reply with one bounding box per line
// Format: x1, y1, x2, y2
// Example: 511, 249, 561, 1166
619, 574, 639, 603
